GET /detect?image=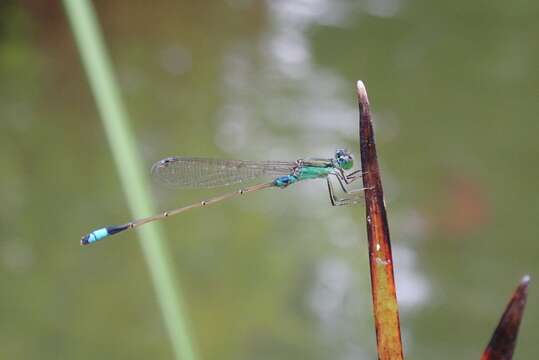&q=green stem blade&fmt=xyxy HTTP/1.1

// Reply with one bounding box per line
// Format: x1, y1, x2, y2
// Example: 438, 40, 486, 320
62, 1, 198, 359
